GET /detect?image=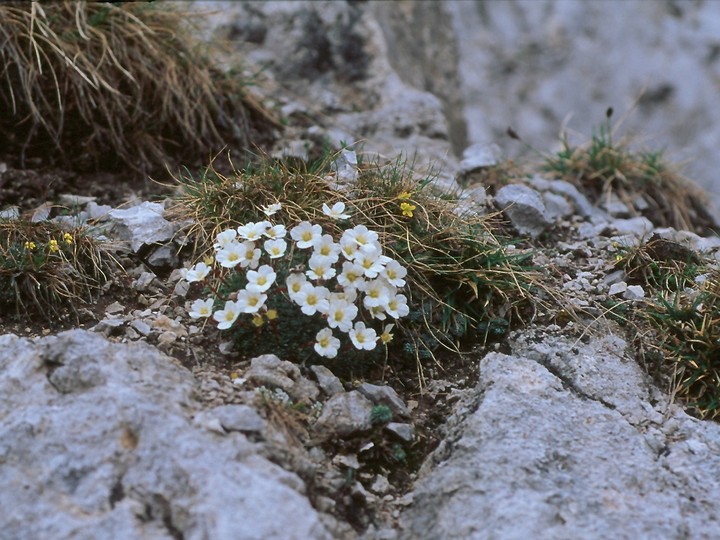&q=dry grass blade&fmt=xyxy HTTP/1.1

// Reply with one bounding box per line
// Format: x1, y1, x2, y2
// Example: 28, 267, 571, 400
0, 1, 277, 174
